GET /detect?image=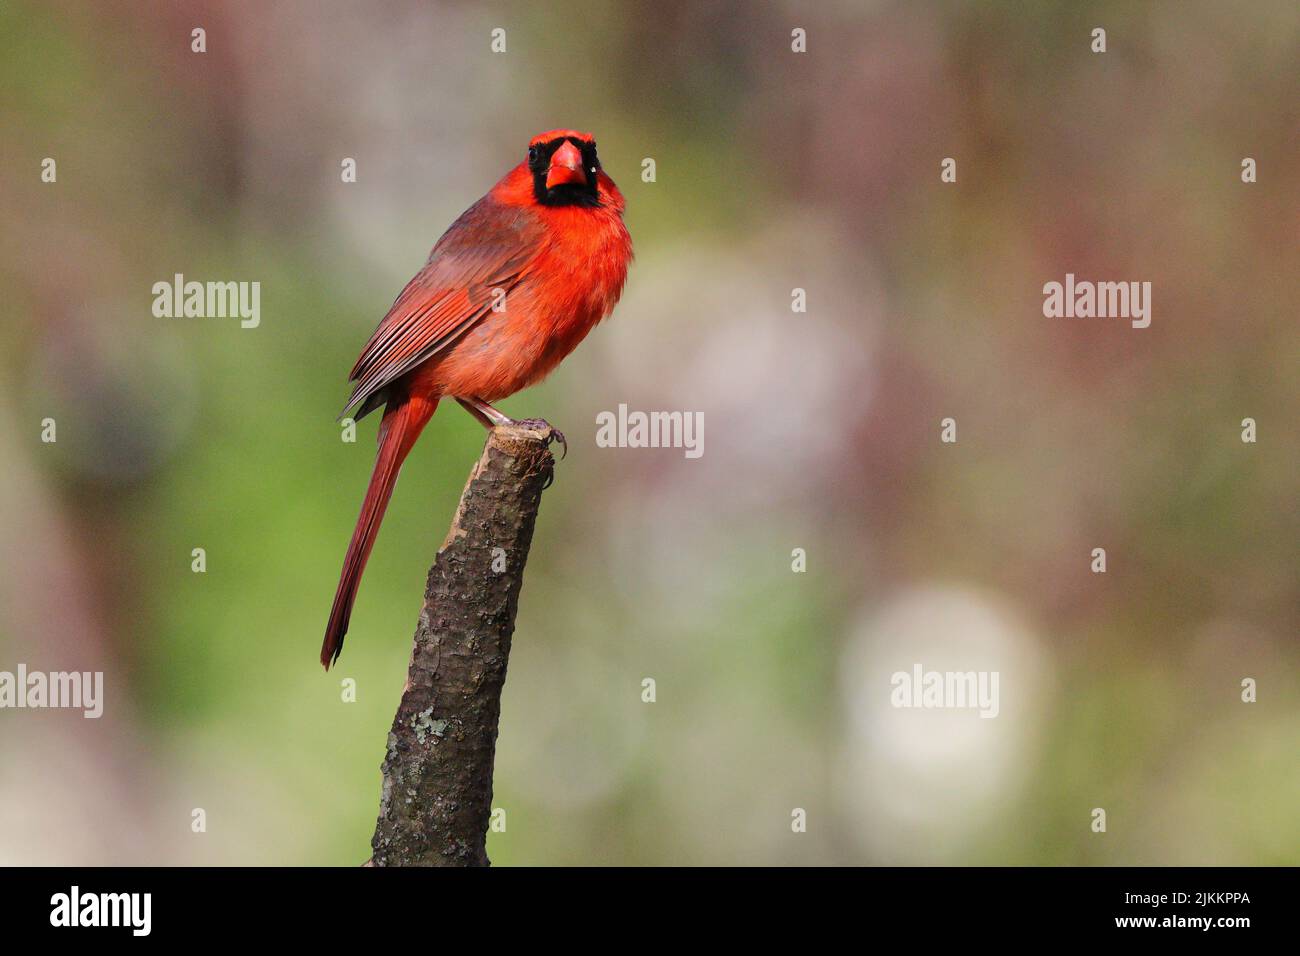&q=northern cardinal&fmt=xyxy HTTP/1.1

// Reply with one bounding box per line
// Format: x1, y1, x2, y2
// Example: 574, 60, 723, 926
321, 130, 632, 668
